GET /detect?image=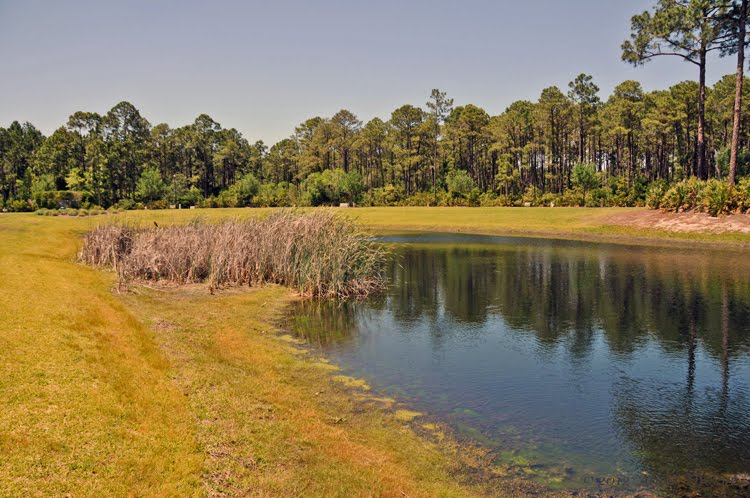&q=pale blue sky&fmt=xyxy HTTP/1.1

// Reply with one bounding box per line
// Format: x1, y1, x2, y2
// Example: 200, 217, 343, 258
0, 0, 737, 143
